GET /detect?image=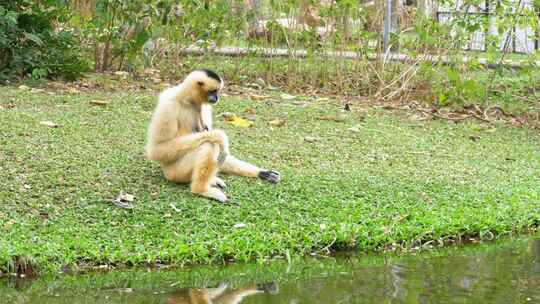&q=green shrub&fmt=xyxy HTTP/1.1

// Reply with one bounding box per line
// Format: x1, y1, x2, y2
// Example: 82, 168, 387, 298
0, 0, 89, 82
